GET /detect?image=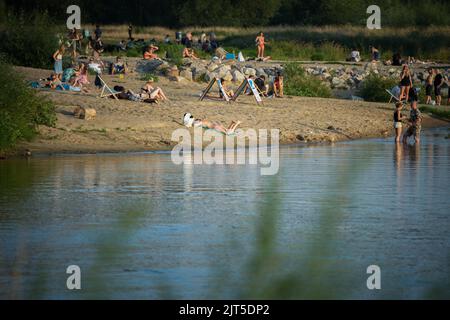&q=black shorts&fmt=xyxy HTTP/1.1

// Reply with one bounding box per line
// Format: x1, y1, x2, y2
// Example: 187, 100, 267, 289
426, 85, 433, 96
435, 86, 441, 96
